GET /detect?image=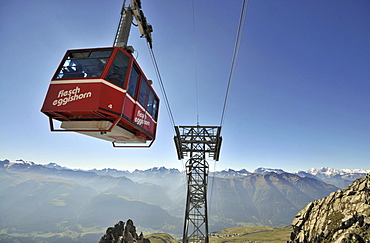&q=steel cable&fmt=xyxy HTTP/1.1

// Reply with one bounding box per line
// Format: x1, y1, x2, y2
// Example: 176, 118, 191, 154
220, 0, 249, 127
192, 0, 200, 126
147, 44, 177, 129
